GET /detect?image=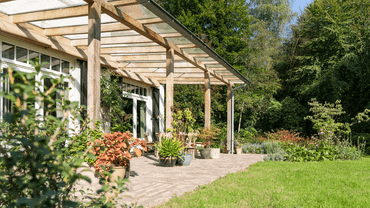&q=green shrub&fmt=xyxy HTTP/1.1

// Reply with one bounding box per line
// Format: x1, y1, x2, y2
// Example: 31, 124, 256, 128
0, 64, 128, 207
263, 141, 286, 161
352, 133, 370, 155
